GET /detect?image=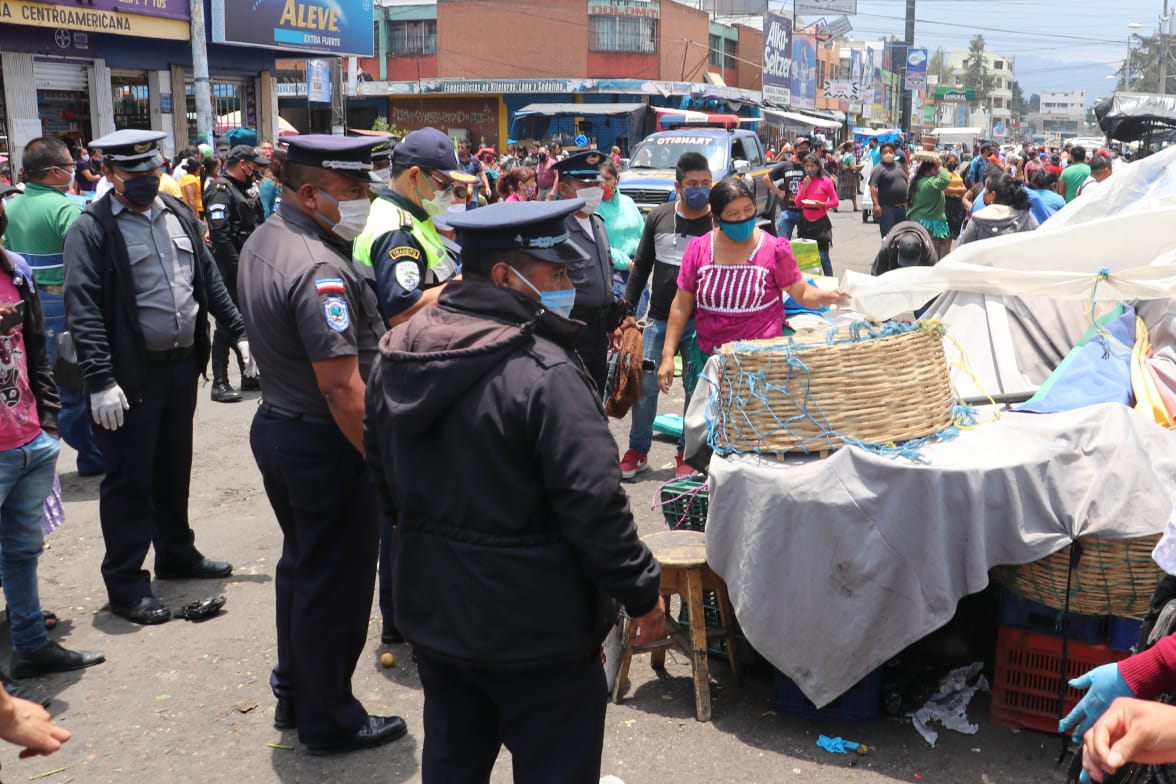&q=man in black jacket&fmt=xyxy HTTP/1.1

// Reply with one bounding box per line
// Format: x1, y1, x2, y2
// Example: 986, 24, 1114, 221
63, 130, 249, 626
364, 199, 664, 784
